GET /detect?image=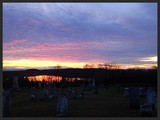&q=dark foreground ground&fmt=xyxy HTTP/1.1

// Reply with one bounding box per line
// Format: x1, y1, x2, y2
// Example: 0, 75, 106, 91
10, 86, 157, 117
